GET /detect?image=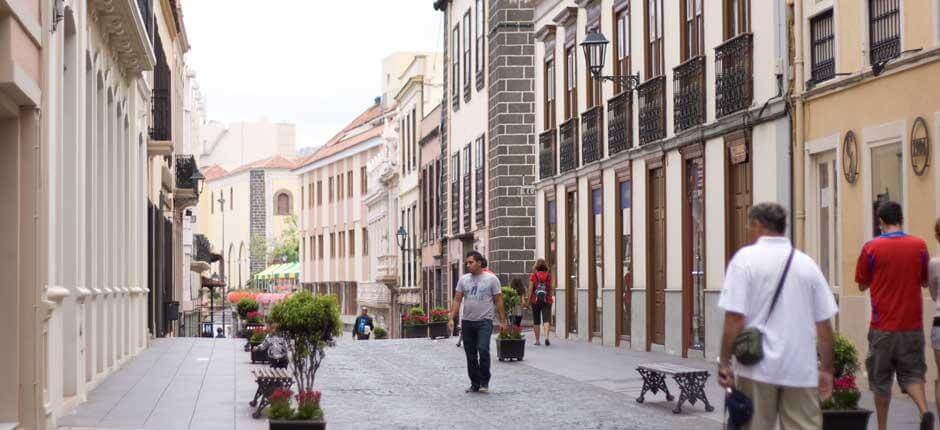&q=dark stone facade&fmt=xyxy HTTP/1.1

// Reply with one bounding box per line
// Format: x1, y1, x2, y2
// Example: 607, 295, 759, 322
249, 170, 266, 276
486, 0, 536, 283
